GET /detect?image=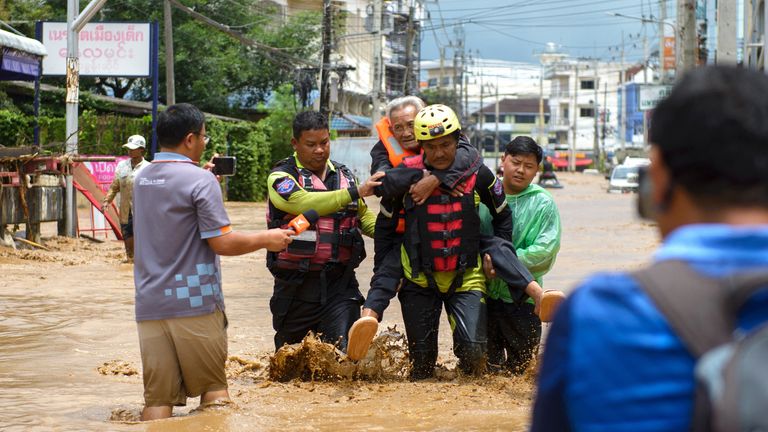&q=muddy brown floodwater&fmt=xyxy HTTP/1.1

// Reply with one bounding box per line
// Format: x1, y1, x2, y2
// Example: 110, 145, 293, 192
0, 172, 658, 431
